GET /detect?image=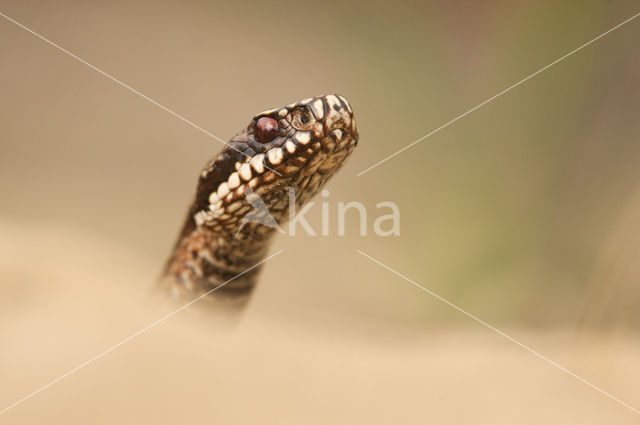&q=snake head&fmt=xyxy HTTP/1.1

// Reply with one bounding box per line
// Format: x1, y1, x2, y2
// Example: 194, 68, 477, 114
193, 94, 358, 236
